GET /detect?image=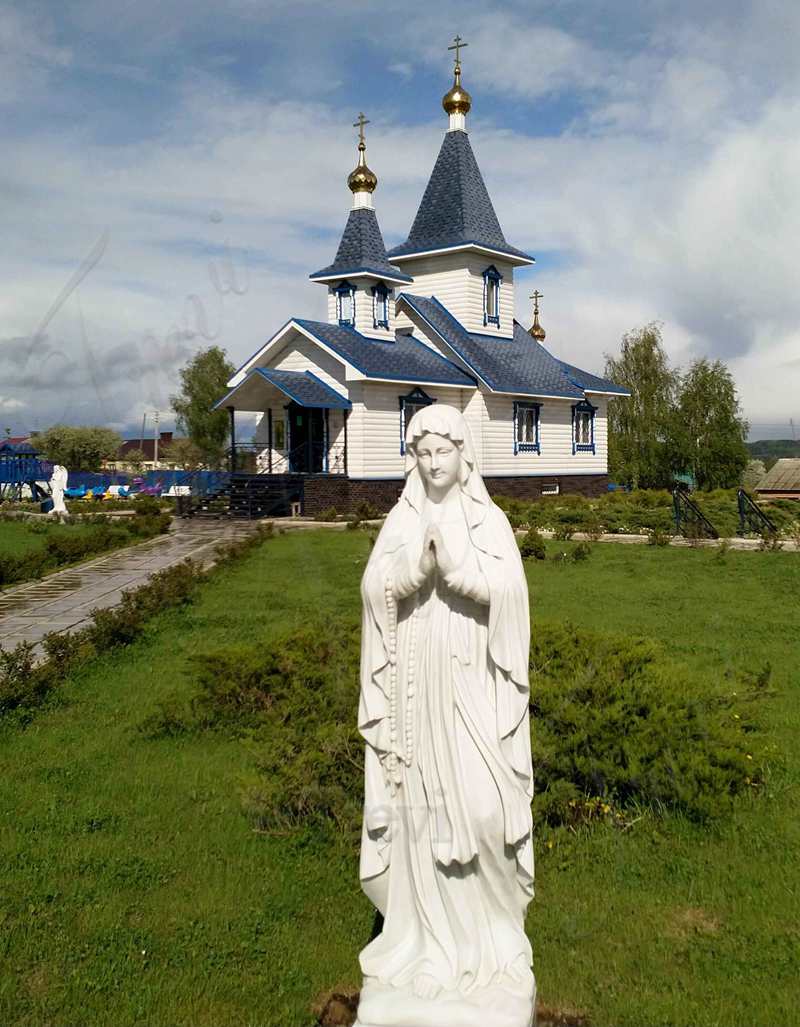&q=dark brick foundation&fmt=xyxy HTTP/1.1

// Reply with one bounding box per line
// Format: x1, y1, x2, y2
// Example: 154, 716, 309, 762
302, 474, 608, 516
